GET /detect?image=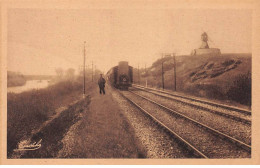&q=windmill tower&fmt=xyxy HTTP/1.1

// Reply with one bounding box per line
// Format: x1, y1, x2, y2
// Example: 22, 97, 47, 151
200, 32, 209, 49
191, 32, 221, 56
